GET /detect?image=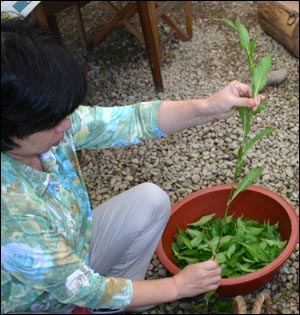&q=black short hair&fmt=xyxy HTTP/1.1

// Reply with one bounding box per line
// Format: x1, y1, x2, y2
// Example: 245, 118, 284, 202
1, 17, 87, 152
